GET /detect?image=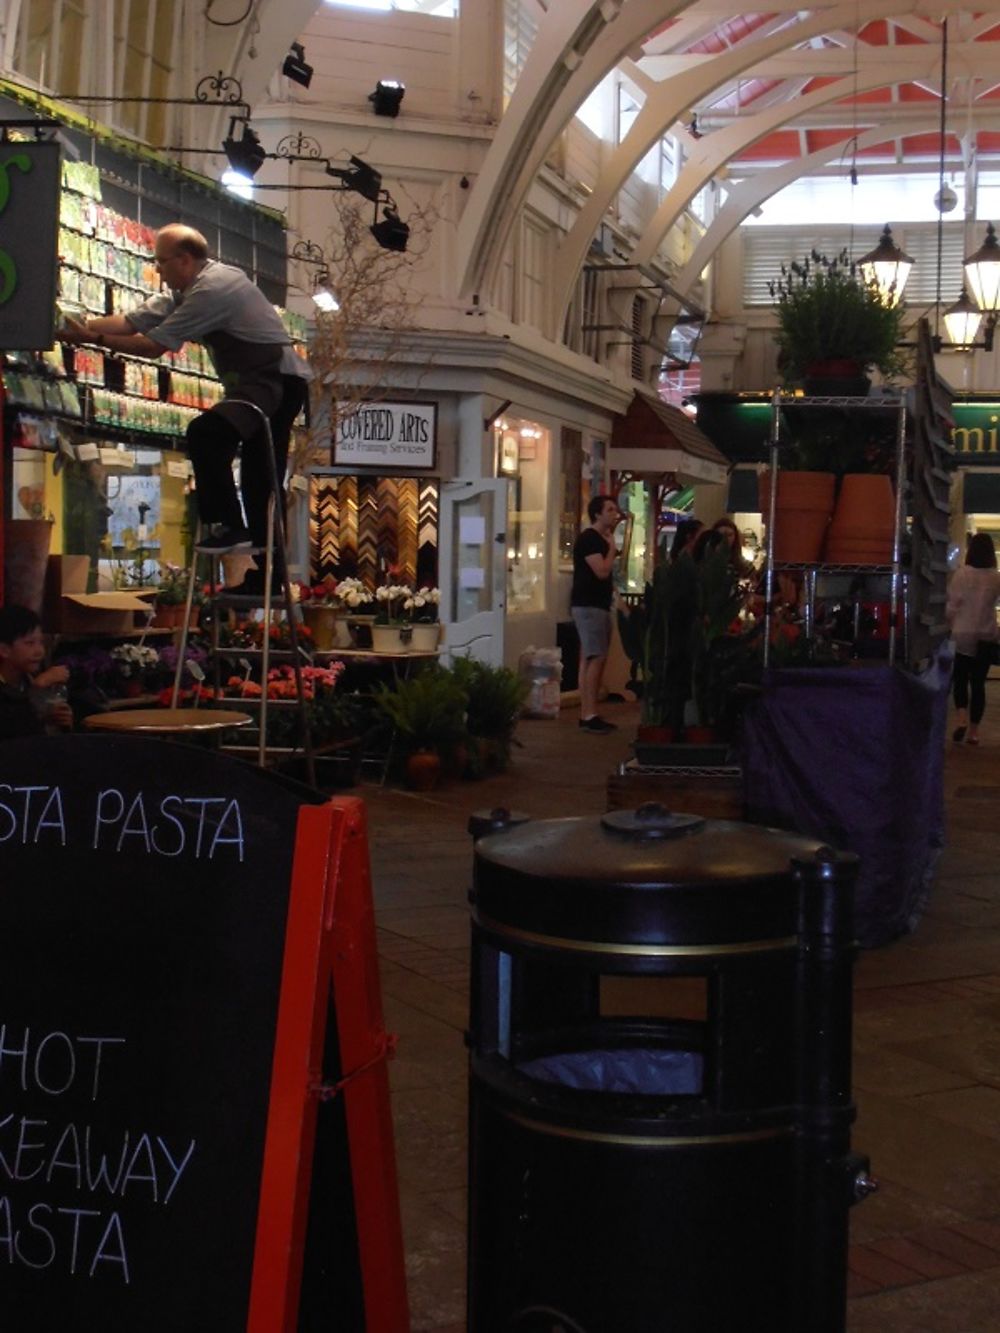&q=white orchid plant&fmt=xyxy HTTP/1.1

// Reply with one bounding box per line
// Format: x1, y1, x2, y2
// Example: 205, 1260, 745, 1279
404, 586, 441, 623
336, 577, 374, 610
374, 582, 411, 624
